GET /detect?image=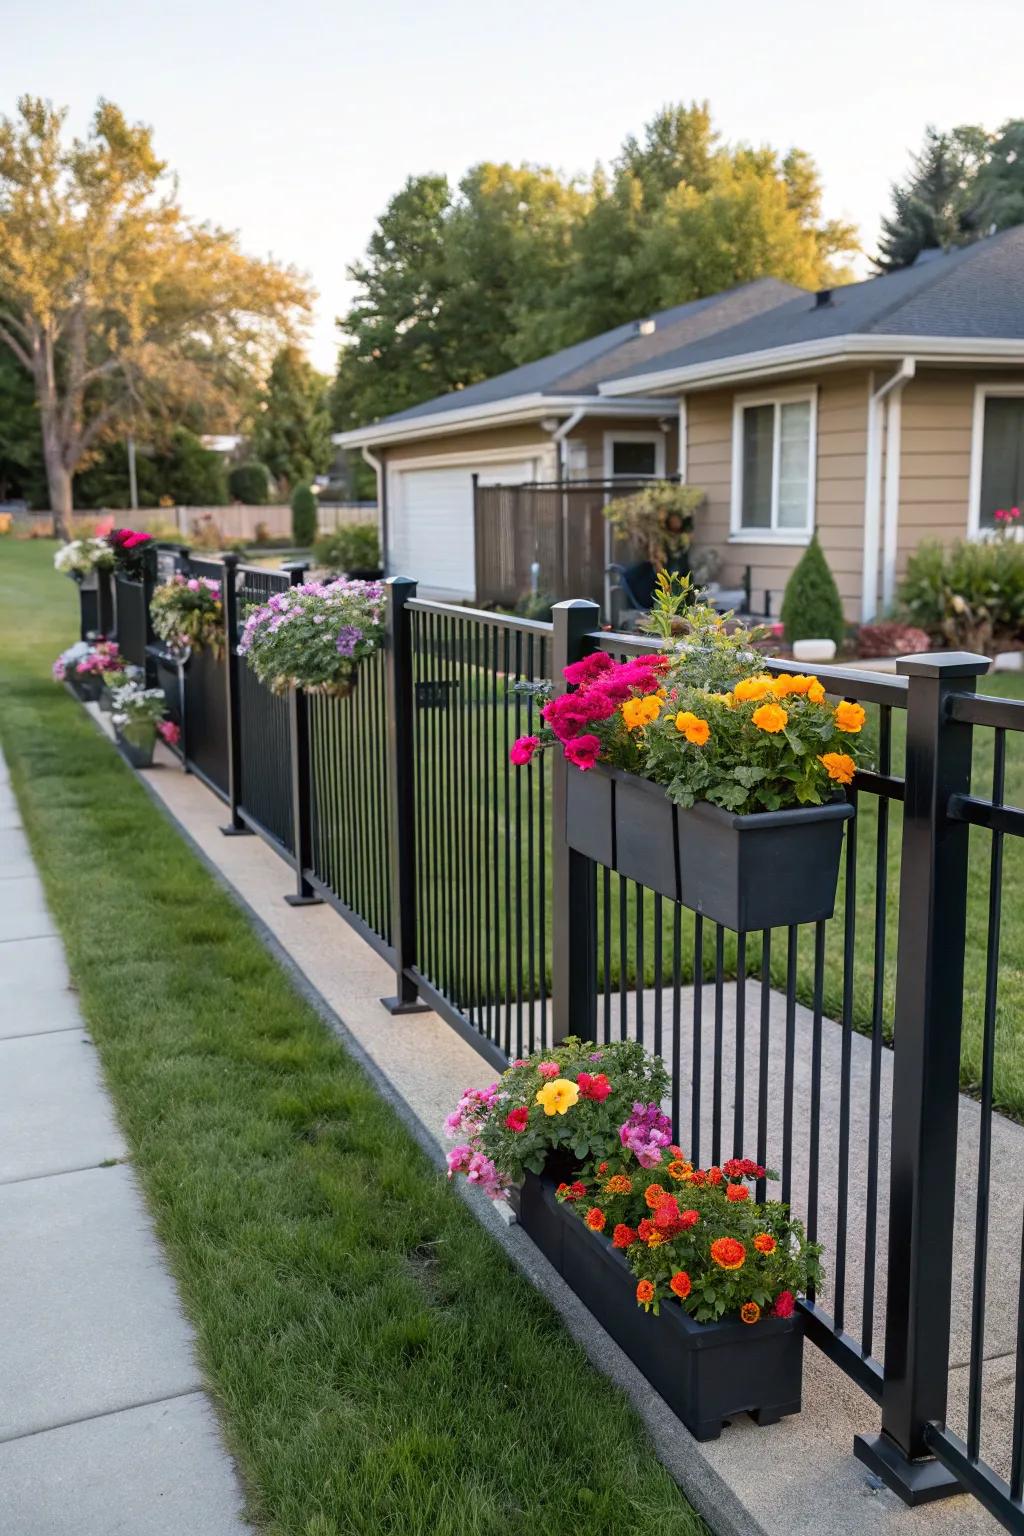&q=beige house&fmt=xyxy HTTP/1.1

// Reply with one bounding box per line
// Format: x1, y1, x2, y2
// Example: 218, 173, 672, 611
338, 228, 1024, 620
